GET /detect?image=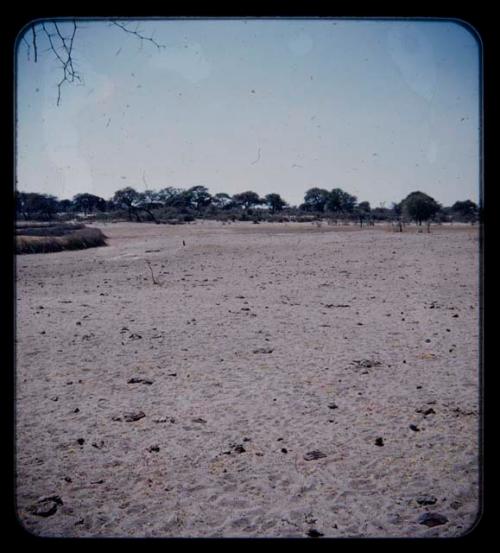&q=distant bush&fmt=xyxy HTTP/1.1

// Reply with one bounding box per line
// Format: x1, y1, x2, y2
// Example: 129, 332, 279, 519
16, 225, 107, 254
